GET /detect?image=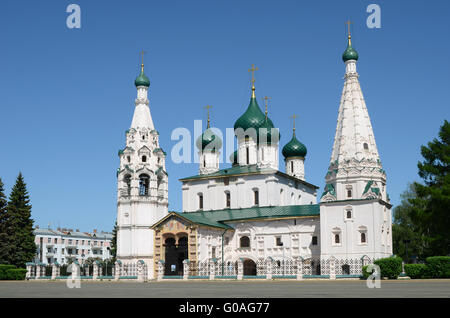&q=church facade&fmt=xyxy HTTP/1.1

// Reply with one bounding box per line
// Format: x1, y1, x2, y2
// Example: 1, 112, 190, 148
116, 34, 393, 279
